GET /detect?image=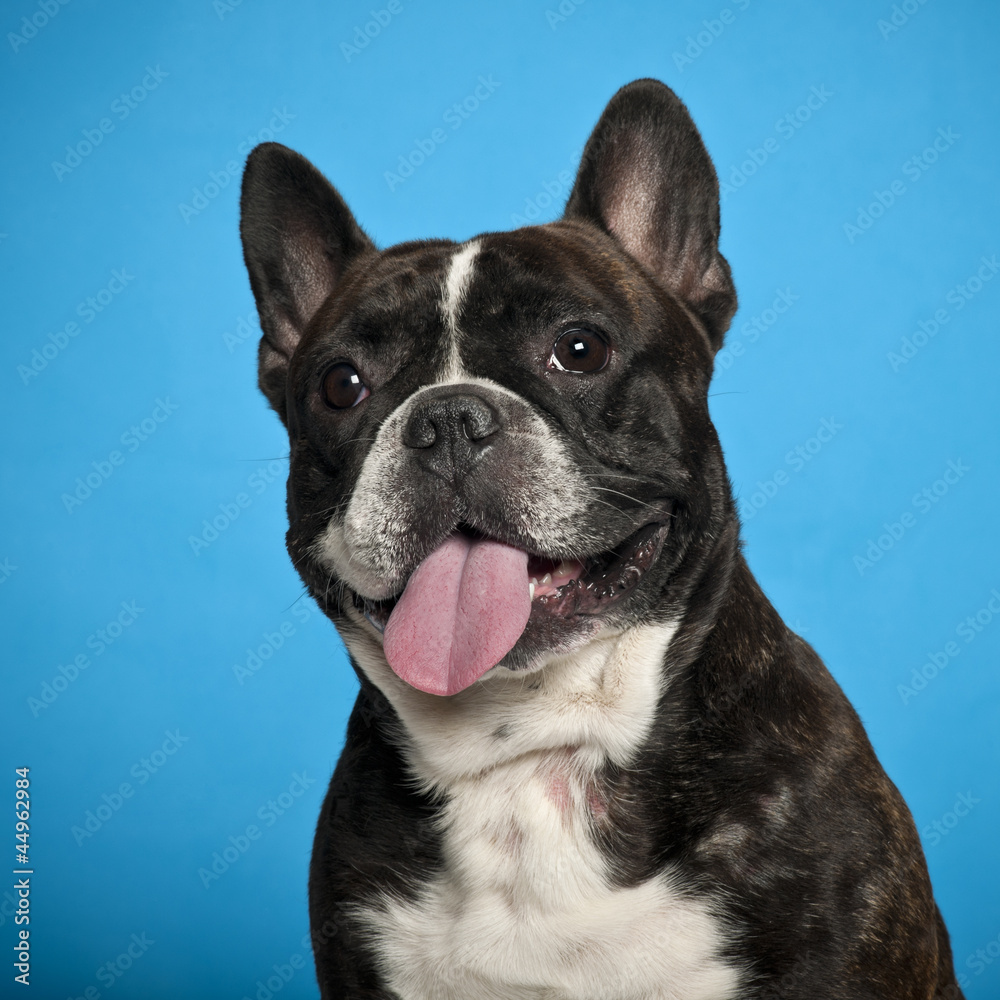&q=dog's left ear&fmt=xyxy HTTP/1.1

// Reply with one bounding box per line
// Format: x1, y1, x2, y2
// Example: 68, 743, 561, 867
565, 79, 737, 350
240, 143, 374, 424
